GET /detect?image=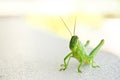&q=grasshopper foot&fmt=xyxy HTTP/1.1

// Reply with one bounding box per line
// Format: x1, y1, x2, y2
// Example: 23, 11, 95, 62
59, 67, 66, 71
92, 65, 100, 68
59, 64, 67, 71
60, 64, 64, 67
78, 69, 82, 73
